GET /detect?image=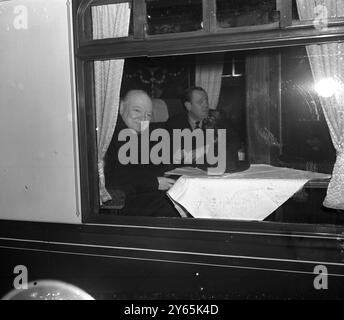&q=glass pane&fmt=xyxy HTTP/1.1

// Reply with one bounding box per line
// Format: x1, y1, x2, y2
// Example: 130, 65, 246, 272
90, 2, 132, 40
146, 0, 203, 35
216, 0, 278, 28
94, 42, 344, 225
